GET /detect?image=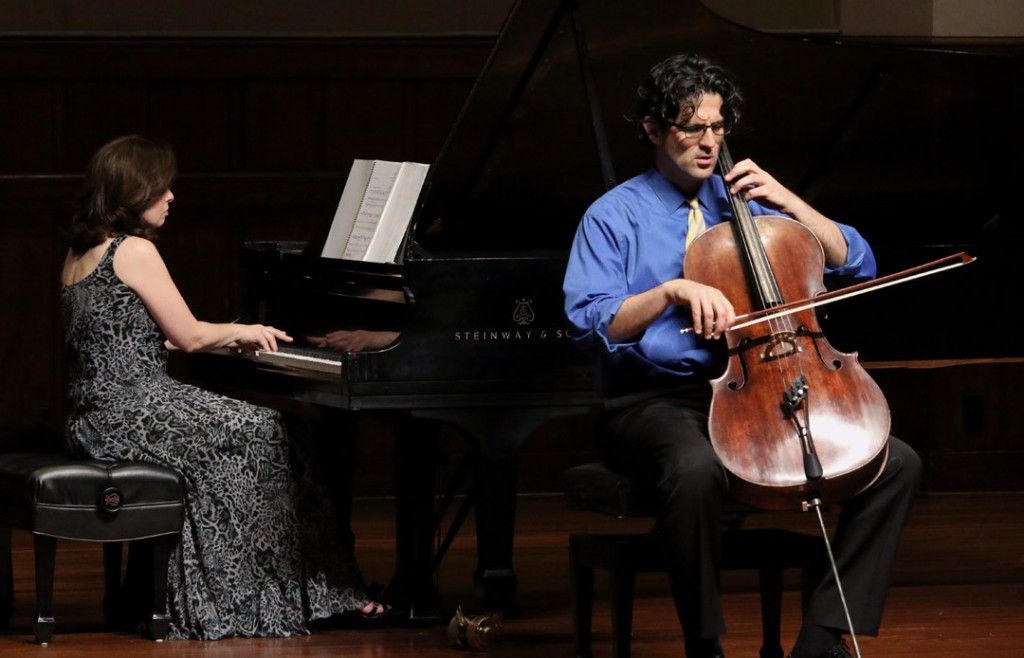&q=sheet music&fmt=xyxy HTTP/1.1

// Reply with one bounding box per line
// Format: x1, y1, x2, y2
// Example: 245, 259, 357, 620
321, 159, 427, 263
363, 162, 429, 263
342, 161, 401, 260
